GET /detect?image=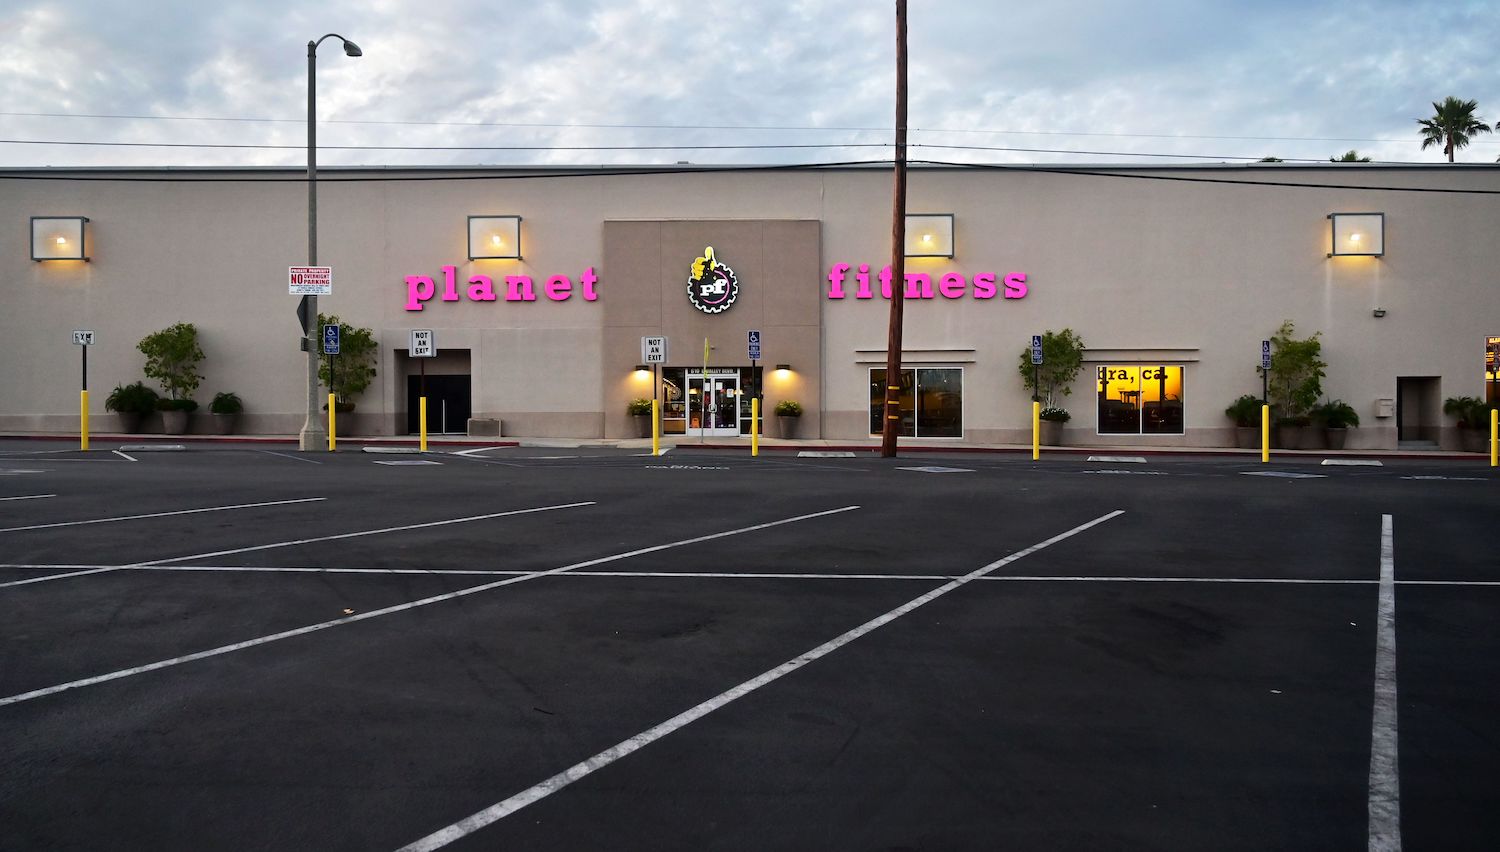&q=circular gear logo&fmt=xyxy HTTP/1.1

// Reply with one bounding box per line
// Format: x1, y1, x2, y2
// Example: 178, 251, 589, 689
687, 246, 739, 314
